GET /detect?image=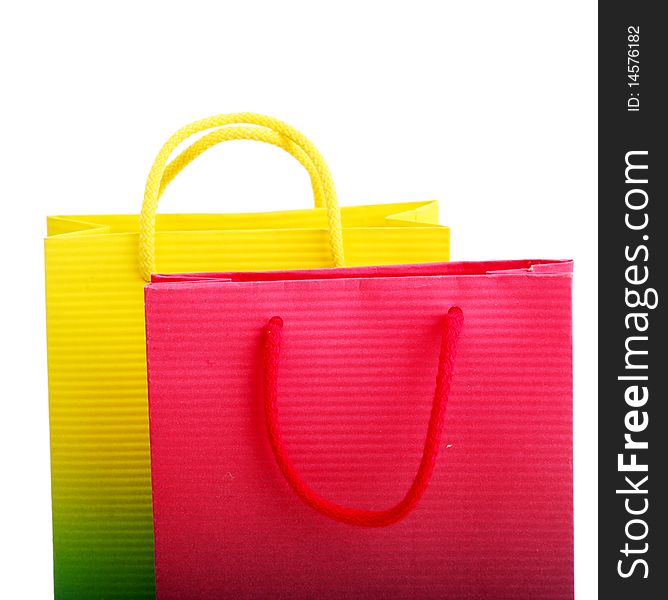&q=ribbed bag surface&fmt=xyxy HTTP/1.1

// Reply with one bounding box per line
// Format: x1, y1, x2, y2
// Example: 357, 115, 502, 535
44, 114, 450, 599
145, 260, 573, 600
